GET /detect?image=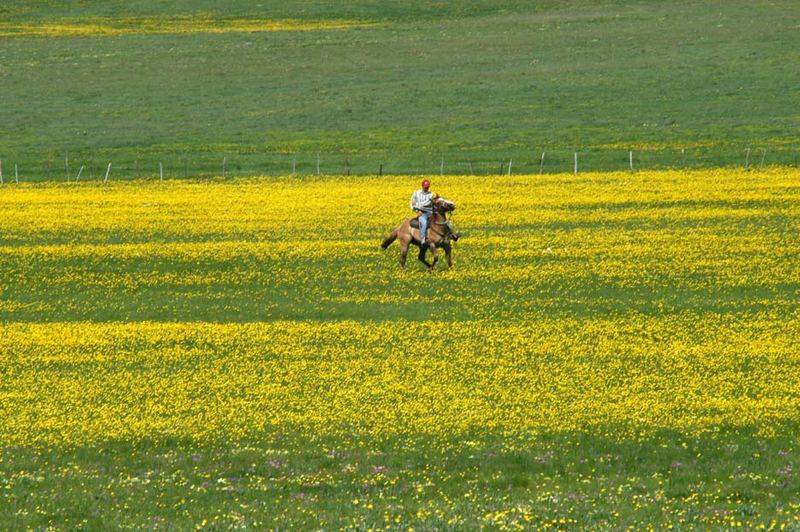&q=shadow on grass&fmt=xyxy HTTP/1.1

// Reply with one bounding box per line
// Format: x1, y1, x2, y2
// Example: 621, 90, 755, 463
2, 426, 798, 528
